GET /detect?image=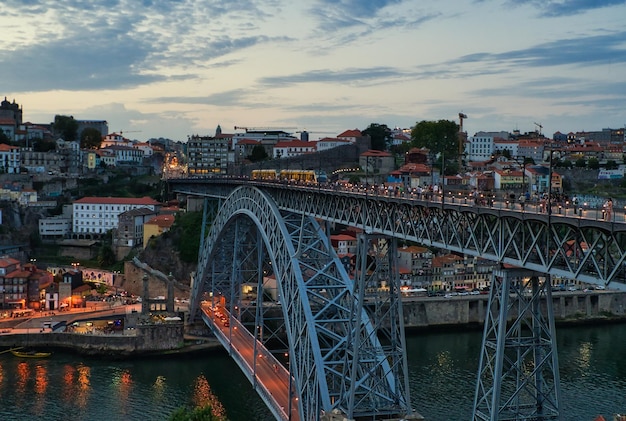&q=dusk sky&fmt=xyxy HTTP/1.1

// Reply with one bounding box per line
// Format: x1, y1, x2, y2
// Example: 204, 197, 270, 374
1, 0, 625, 142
